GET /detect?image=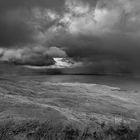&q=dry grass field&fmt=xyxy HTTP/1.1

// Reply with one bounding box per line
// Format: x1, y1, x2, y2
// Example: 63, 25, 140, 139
0, 63, 140, 139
